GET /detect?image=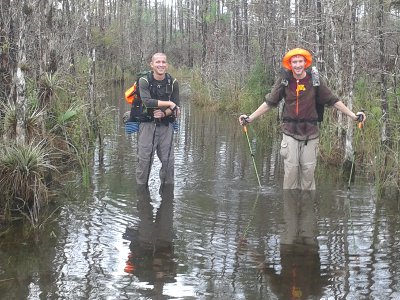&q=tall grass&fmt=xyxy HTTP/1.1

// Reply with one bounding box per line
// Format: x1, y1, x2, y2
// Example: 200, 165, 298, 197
0, 141, 57, 225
